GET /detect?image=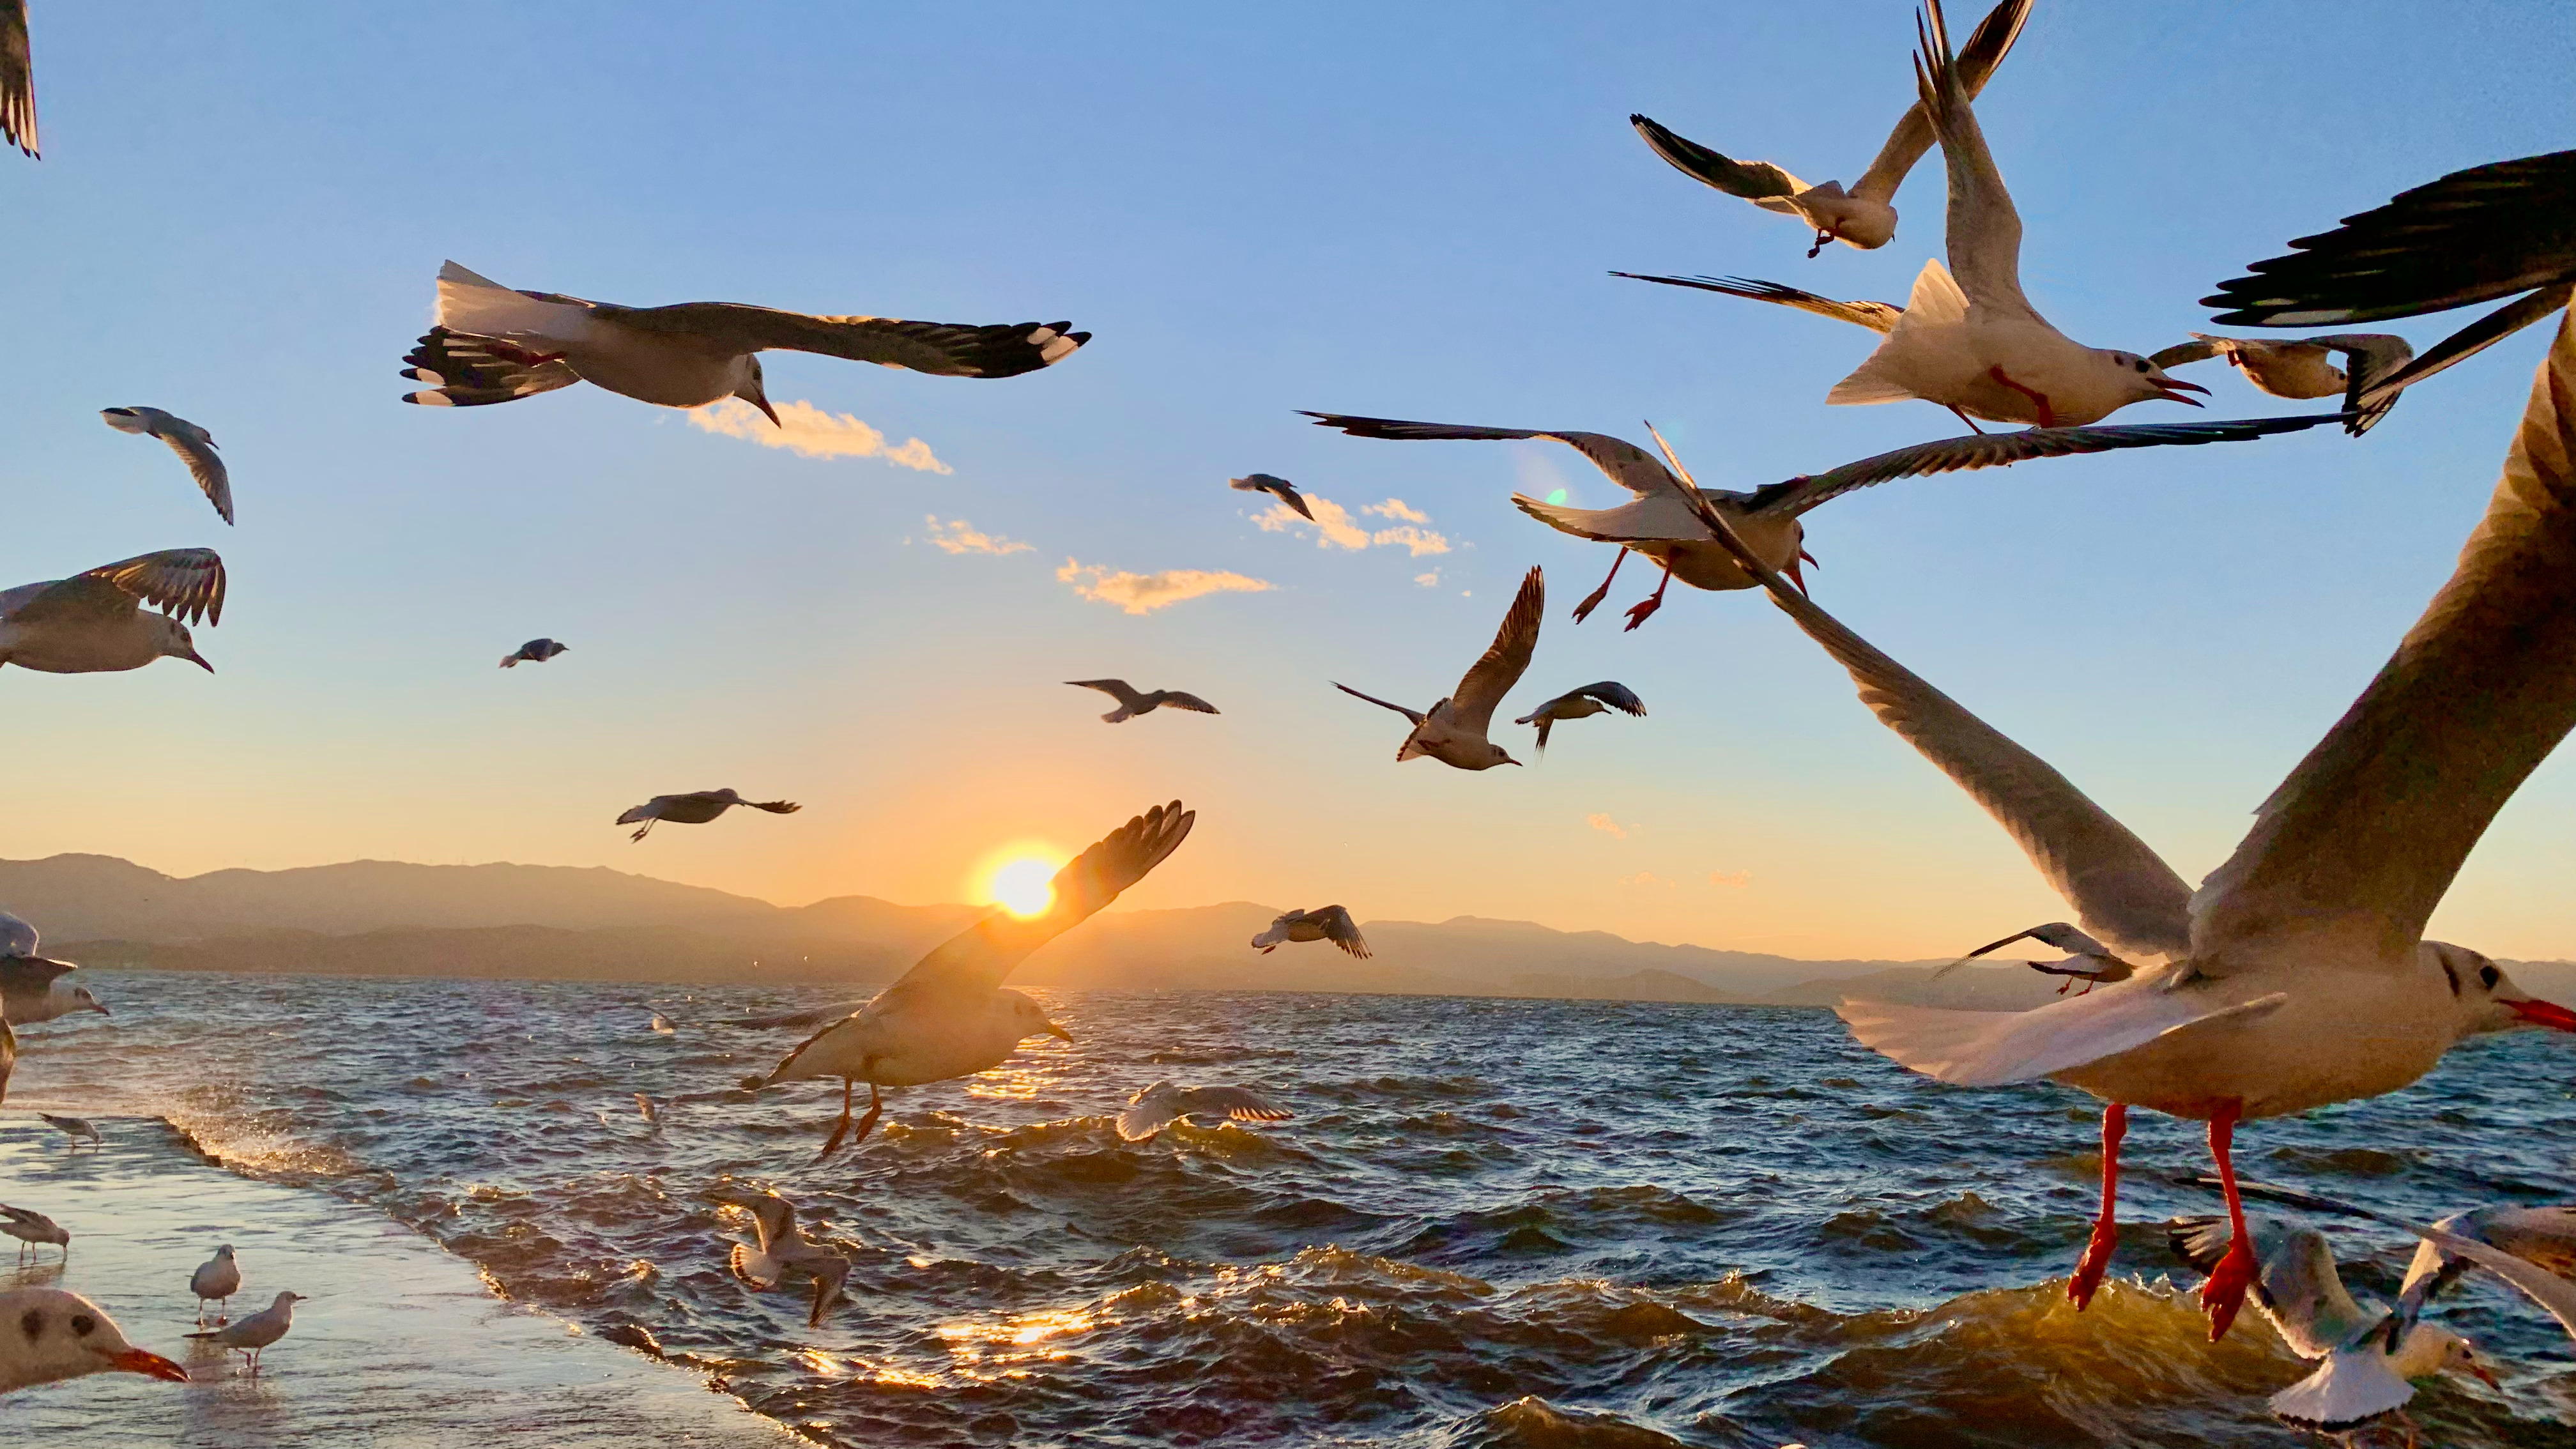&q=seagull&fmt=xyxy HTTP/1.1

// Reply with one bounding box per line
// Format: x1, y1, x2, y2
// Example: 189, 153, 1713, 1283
1, 1204, 68, 1261
2166, 1211, 2496, 1435
2205, 150, 2576, 412
1250, 905, 1370, 958
1337, 566, 1543, 769
649, 1013, 677, 1035
190, 1245, 240, 1326
2214, 1177, 2576, 1341
0, 549, 223, 674
1628, 0, 2032, 256
40, 1113, 100, 1147
615, 789, 799, 842
1116, 1082, 1294, 1142
0, 1289, 191, 1393
716, 1188, 850, 1328
1064, 679, 1221, 724
100, 408, 233, 524
399, 261, 1088, 417
1303, 410, 2345, 628
761, 801, 1194, 1158
1653, 307, 2576, 1342
500, 638, 568, 668
1230, 473, 1314, 521
1932, 921, 2133, 995
2147, 334, 2415, 436
1622, 5, 2210, 431
184, 1291, 303, 1375
635, 1092, 659, 1126
1515, 682, 1646, 753
1, 0, 33, 160
0, 916, 110, 1025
